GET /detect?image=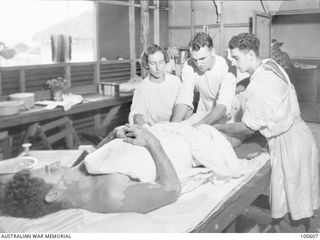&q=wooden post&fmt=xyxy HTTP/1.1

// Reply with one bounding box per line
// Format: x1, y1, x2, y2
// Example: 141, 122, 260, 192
94, 1, 100, 84
154, 0, 160, 45
0, 71, 2, 95
19, 69, 26, 92
168, 0, 175, 48
191, 0, 196, 37
129, 0, 136, 78
140, 0, 149, 78
219, 1, 224, 56
64, 63, 71, 87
